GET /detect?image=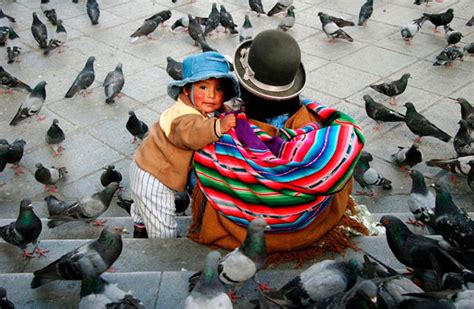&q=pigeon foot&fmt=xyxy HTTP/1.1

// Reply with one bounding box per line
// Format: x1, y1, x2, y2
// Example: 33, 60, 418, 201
34, 246, 49, 257
23, 250, 35, 259
44, 185, 58, 193
11, 164, 24, 175
93, 219, 108, 226
227, 289, 241, 302
450, 175, 458, 184
107, 266, 118, 273
389, 97, 397, 106
406, 218, 425, 228
36, 115, 46, 121
257, 282, 273, 292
